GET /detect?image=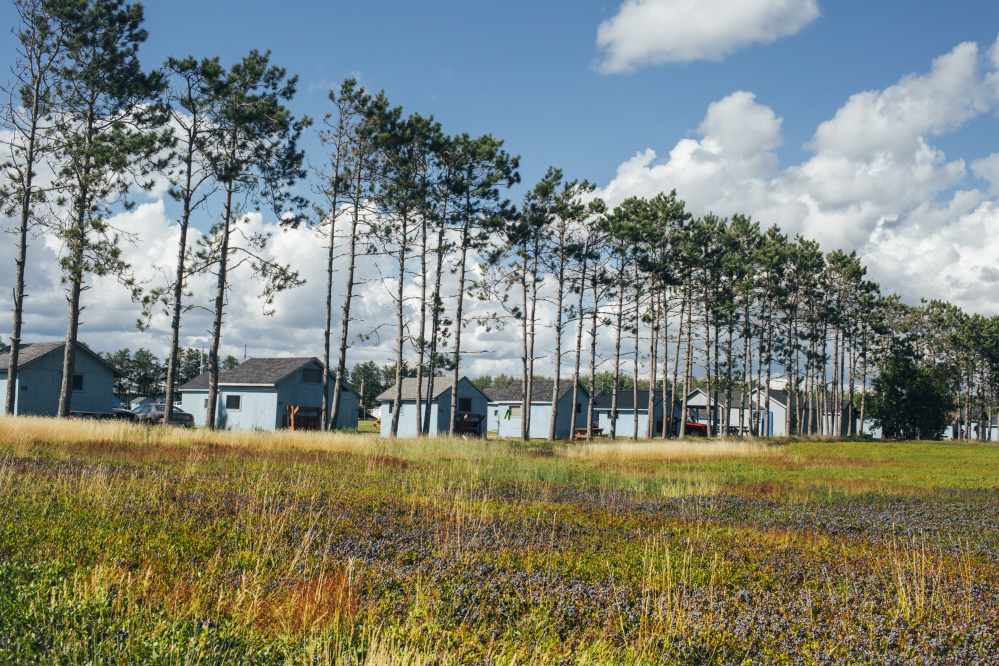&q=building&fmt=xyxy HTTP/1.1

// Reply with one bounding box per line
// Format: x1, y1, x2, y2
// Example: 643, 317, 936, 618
0, 341, 123, 416
594, 390, 682, 438
684, 388, 759, 435
377, 376, 488, 437
178, 357, 361, 430
485, 380, 588, 439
